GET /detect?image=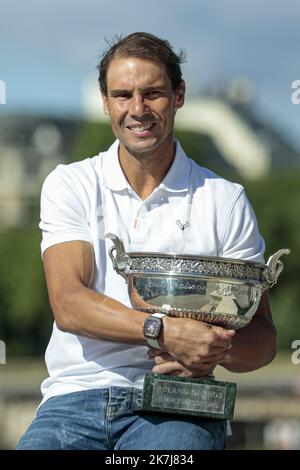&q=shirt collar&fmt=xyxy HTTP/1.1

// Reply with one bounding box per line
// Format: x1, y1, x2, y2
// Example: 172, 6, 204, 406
101, 139, 191, 193
101, 140, 128, 191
